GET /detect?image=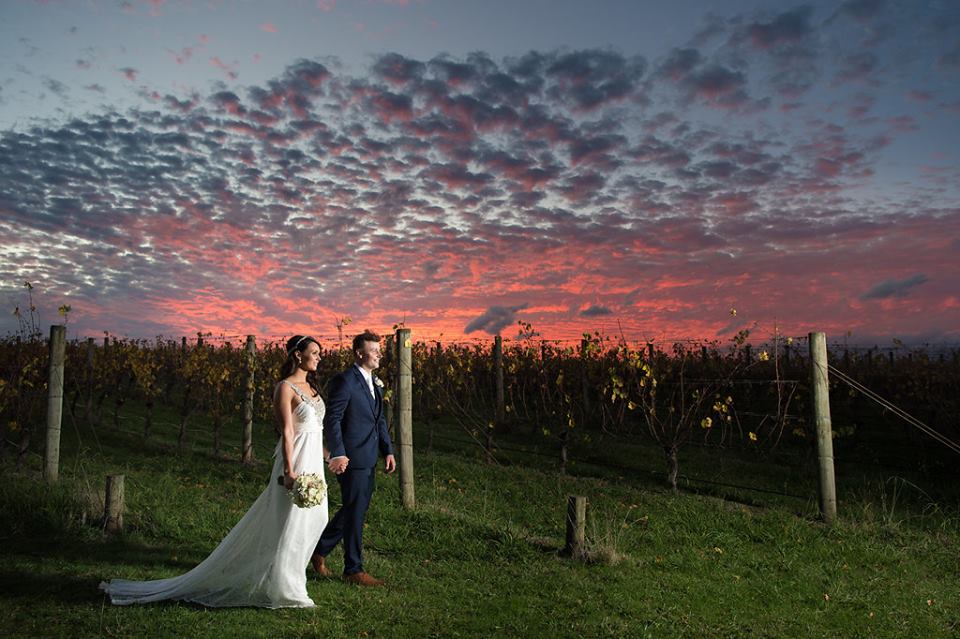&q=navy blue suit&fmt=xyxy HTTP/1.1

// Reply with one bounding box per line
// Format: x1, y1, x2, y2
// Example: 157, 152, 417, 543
315, 365, 393, 575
